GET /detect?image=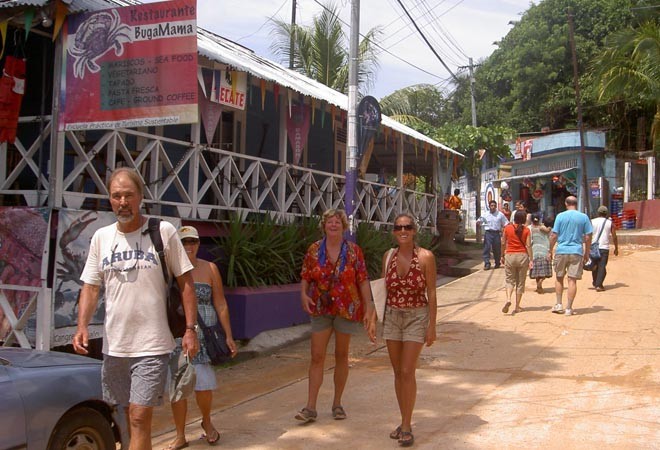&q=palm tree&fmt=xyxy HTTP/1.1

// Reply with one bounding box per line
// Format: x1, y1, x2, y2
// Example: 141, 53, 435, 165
269, 2, 381, 94
592, 20, 660, 151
